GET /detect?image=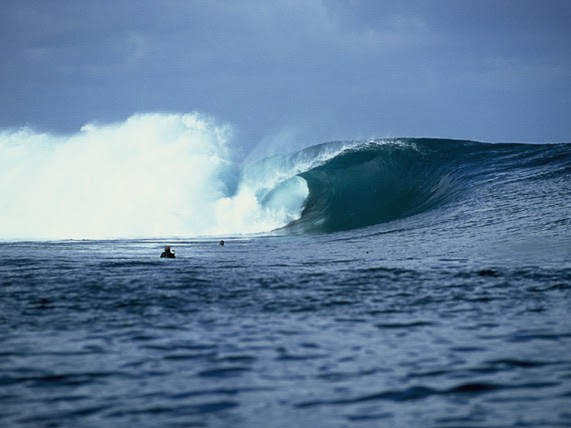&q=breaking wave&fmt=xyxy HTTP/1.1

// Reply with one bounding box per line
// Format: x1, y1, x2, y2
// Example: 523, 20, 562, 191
1, 113, 570, 239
